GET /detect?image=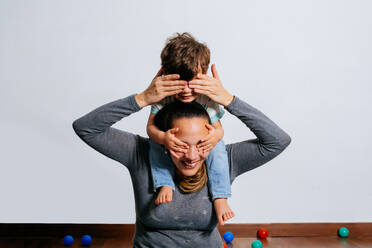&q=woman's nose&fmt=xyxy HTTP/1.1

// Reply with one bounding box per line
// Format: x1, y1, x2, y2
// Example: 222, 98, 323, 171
185, 146, 199, 161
